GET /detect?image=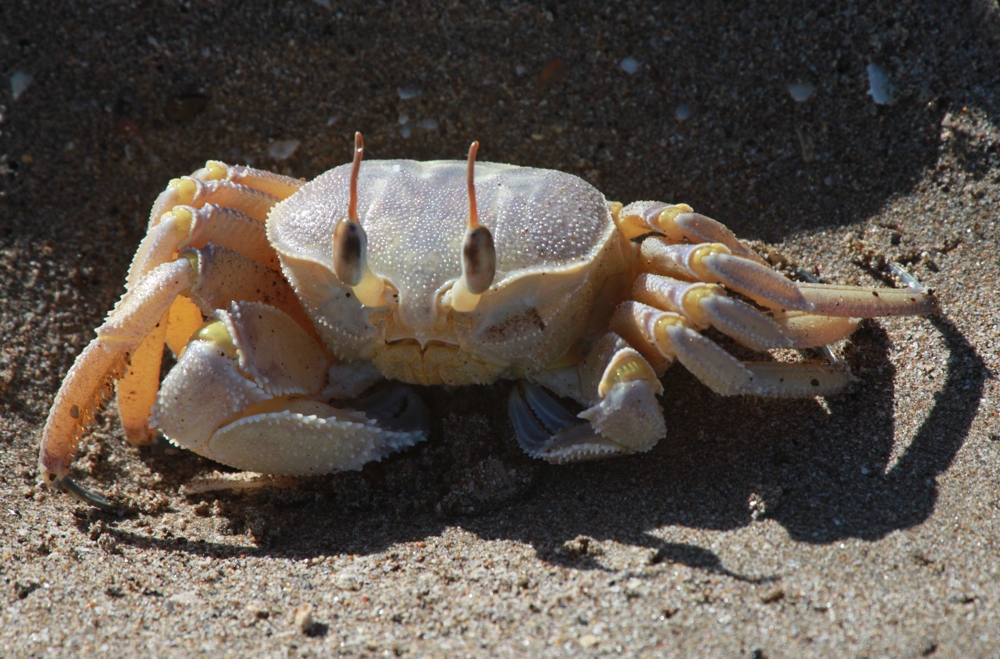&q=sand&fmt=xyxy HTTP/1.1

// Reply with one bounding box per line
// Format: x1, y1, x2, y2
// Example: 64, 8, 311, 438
1, 1, 998, 656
